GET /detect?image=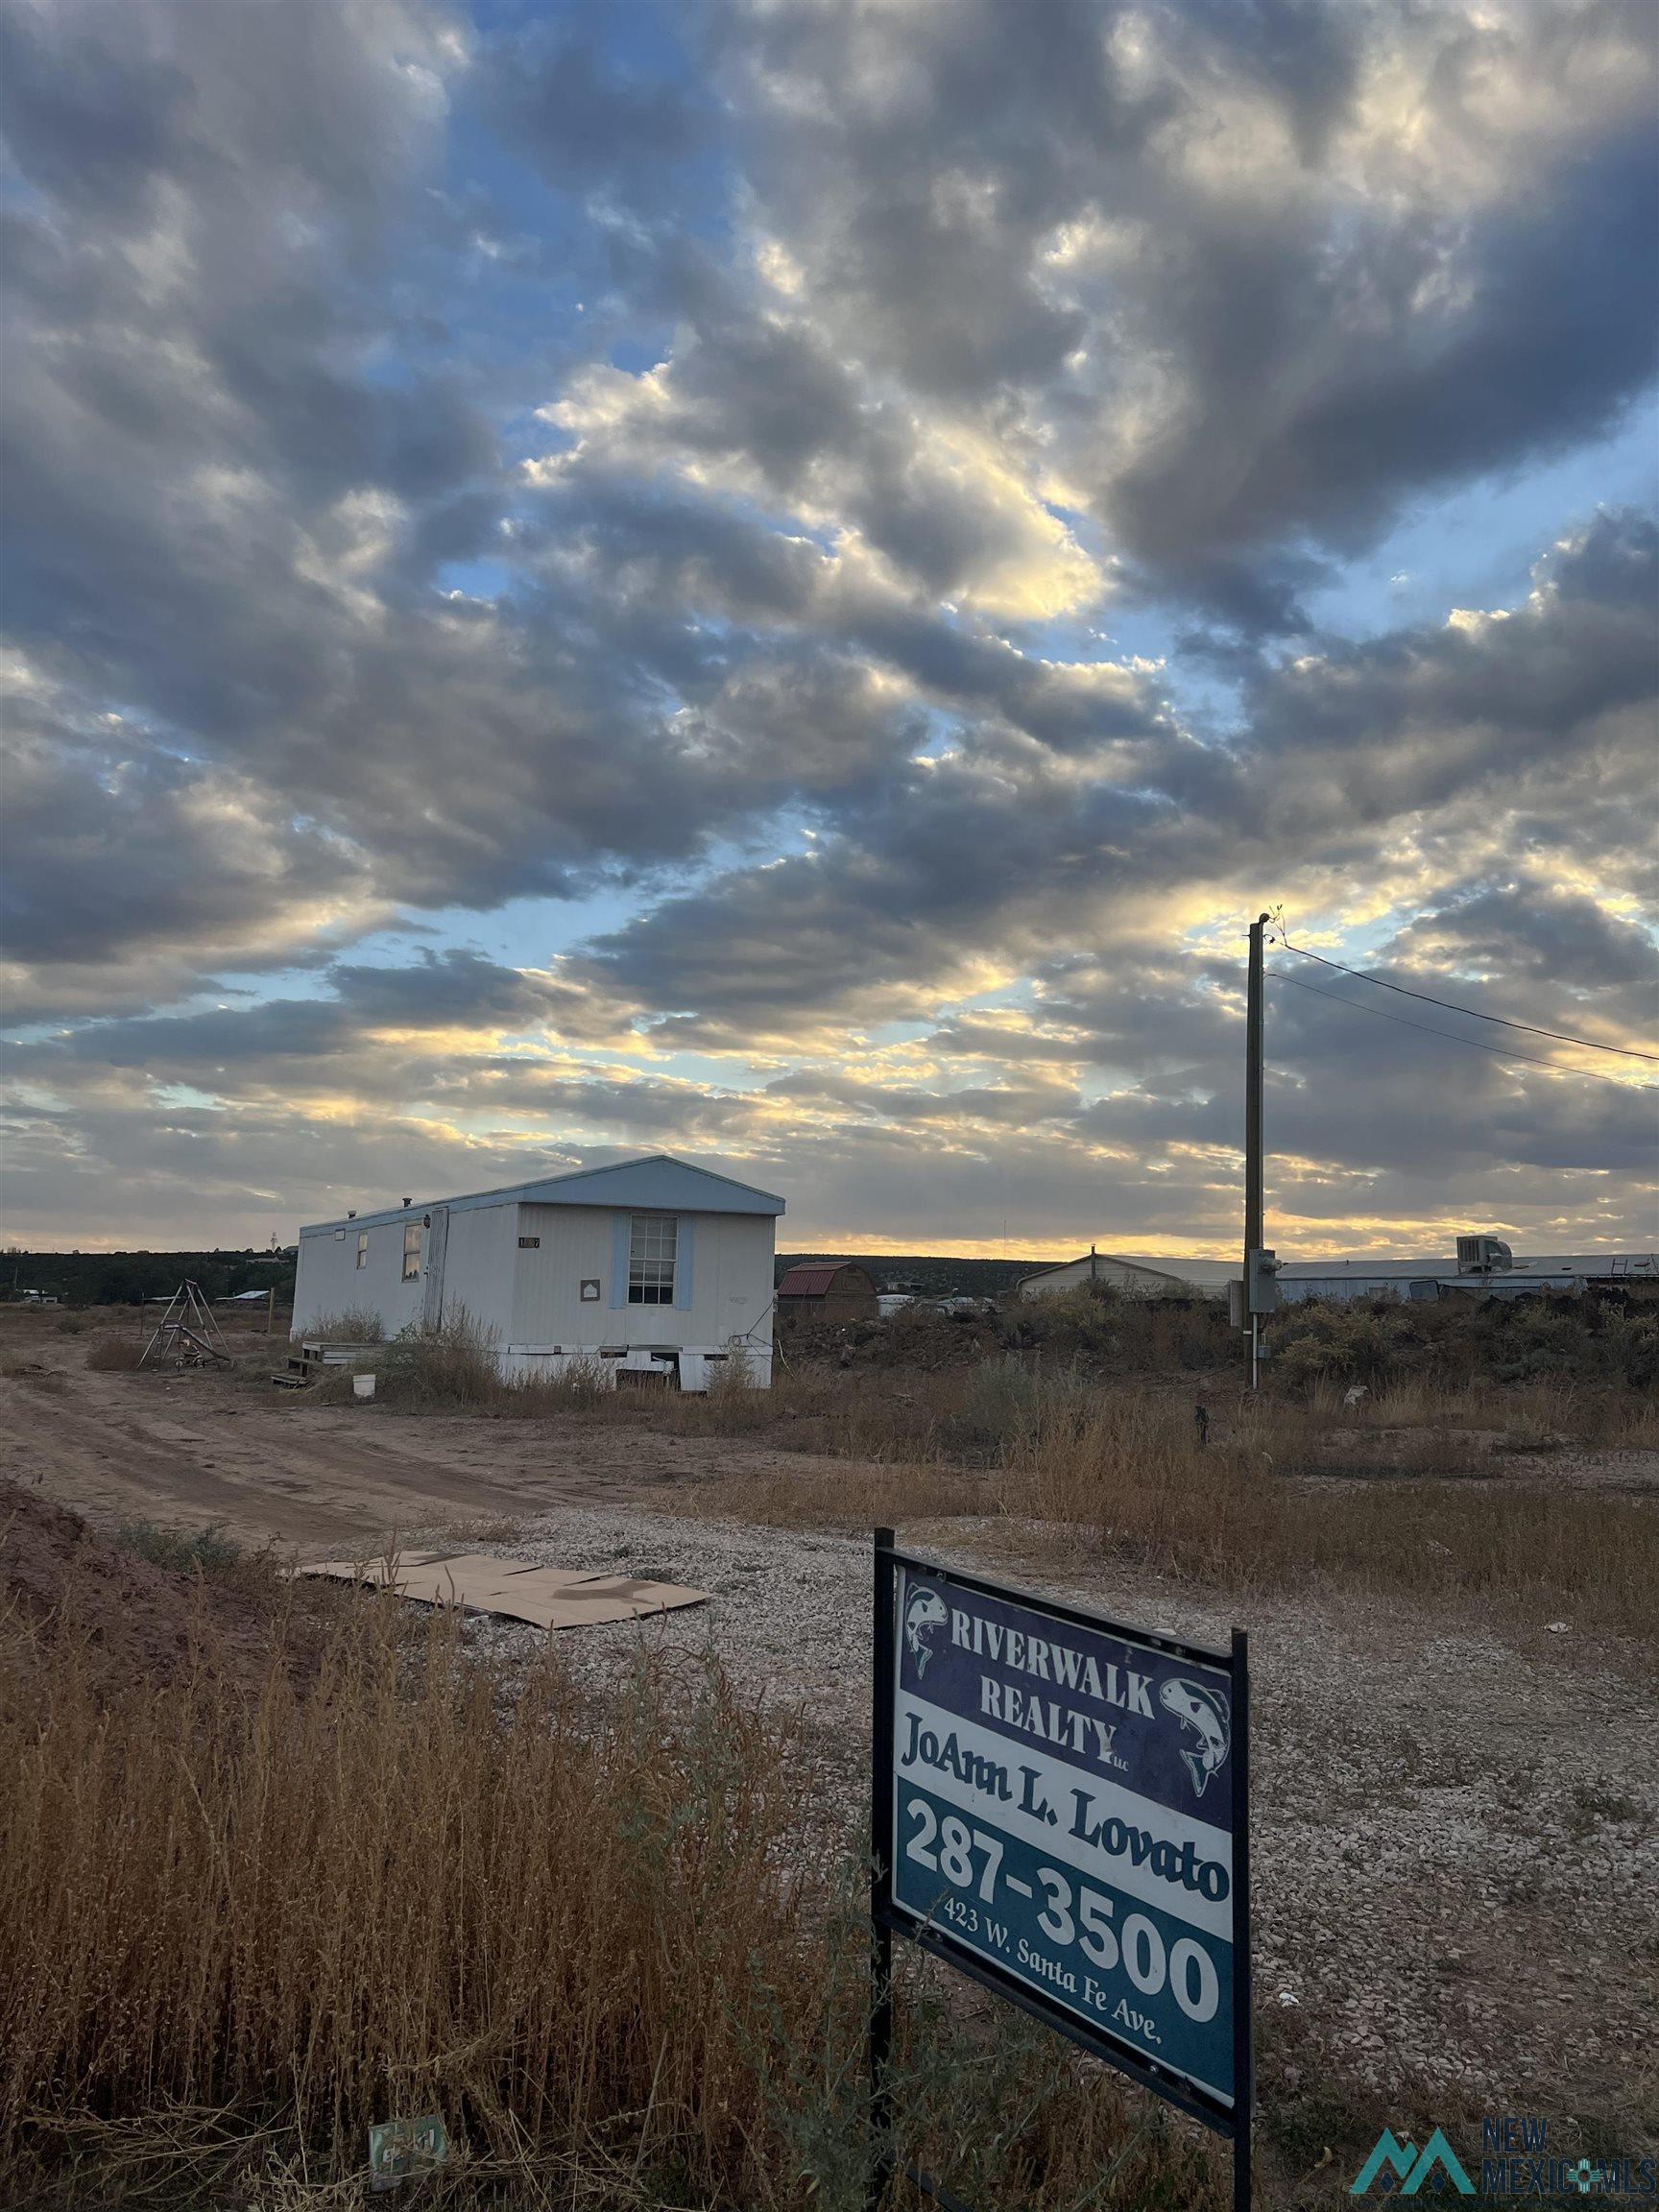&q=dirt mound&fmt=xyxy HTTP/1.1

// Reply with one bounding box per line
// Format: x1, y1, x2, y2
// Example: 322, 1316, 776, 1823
781, 1309, 1000, 1371
0, 1479, 319, 1692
